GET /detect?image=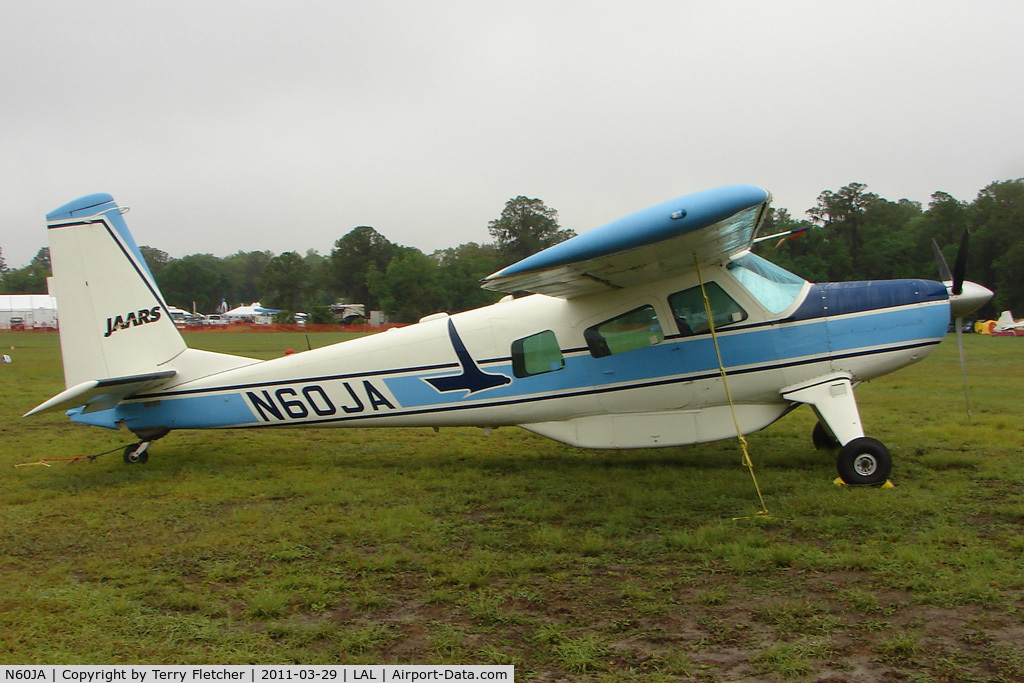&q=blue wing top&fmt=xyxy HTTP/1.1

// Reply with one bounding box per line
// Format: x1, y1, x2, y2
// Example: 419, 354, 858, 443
481, 185, 771, 298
